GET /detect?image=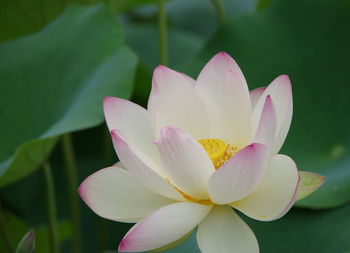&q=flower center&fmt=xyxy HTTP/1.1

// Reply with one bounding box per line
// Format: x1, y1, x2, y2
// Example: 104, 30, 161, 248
198, 139, 239, 169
